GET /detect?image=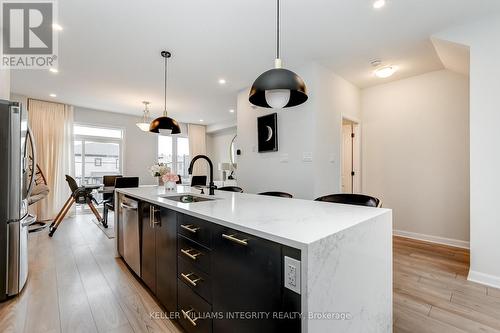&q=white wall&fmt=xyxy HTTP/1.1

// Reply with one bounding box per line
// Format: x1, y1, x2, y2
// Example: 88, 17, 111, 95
206, 127, 237, 181
1, 69, 10, 100
73, 106, 158, 185
362, 70, 470, 246
237, 63, 361, 199
435, 15, 500, 288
